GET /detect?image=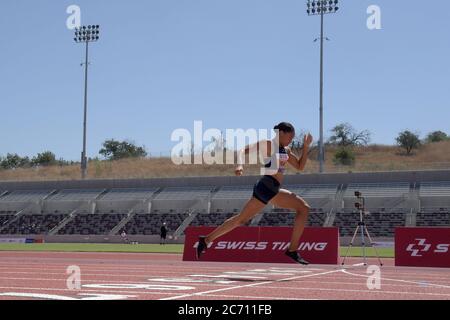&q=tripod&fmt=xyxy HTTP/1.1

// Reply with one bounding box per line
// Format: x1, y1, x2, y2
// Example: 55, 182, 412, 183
341, 192, 383, 266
